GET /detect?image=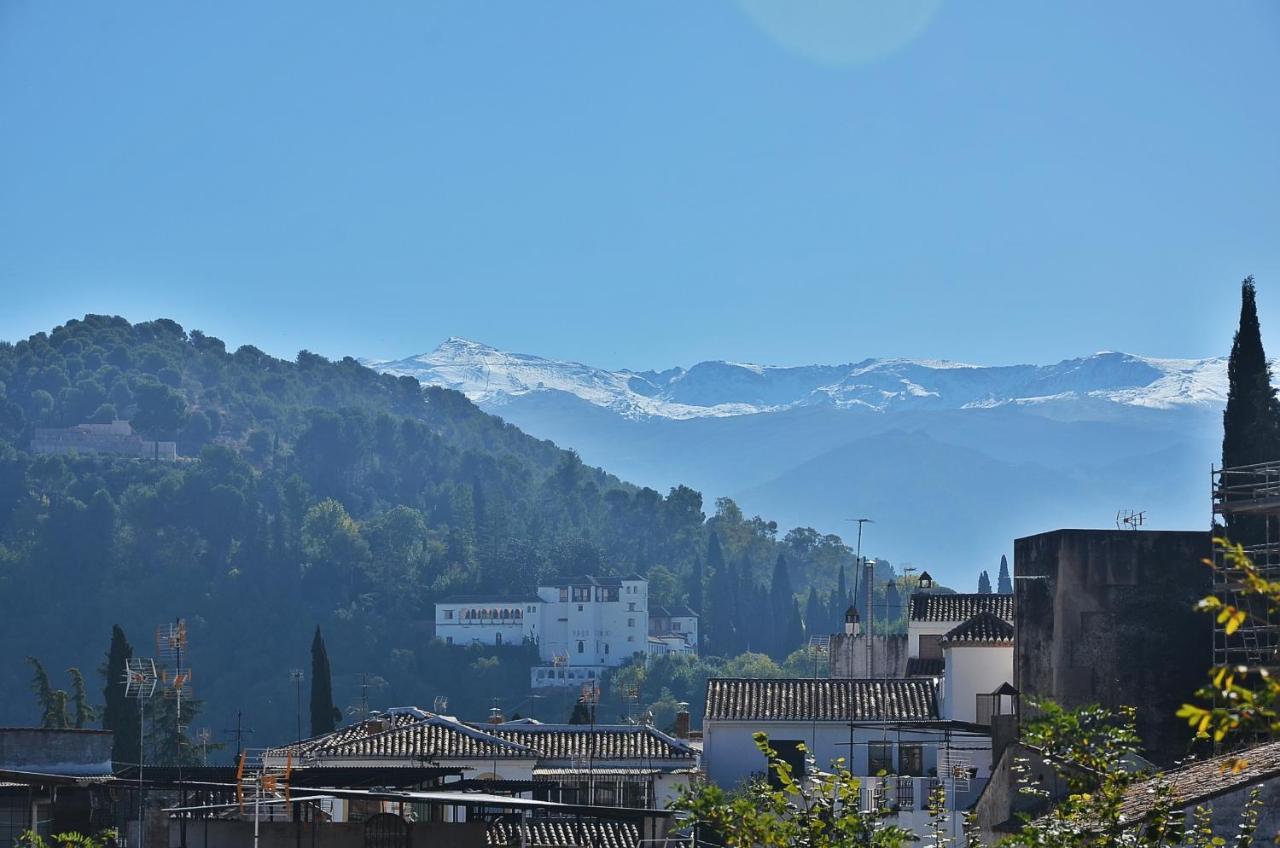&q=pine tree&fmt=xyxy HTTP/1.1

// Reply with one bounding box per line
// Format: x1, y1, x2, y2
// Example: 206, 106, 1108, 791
101, 624, 140, 767
1223, 277, 1280, 543
997, 555, 1013, 594
310, 626, 341, 737
978, 571, 992, 594
769, 554, 794, 659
